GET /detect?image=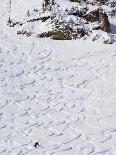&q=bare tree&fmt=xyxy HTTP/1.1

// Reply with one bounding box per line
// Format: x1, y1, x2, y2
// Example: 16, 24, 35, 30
7, 0, 12, 25
9, 0, 12, 20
